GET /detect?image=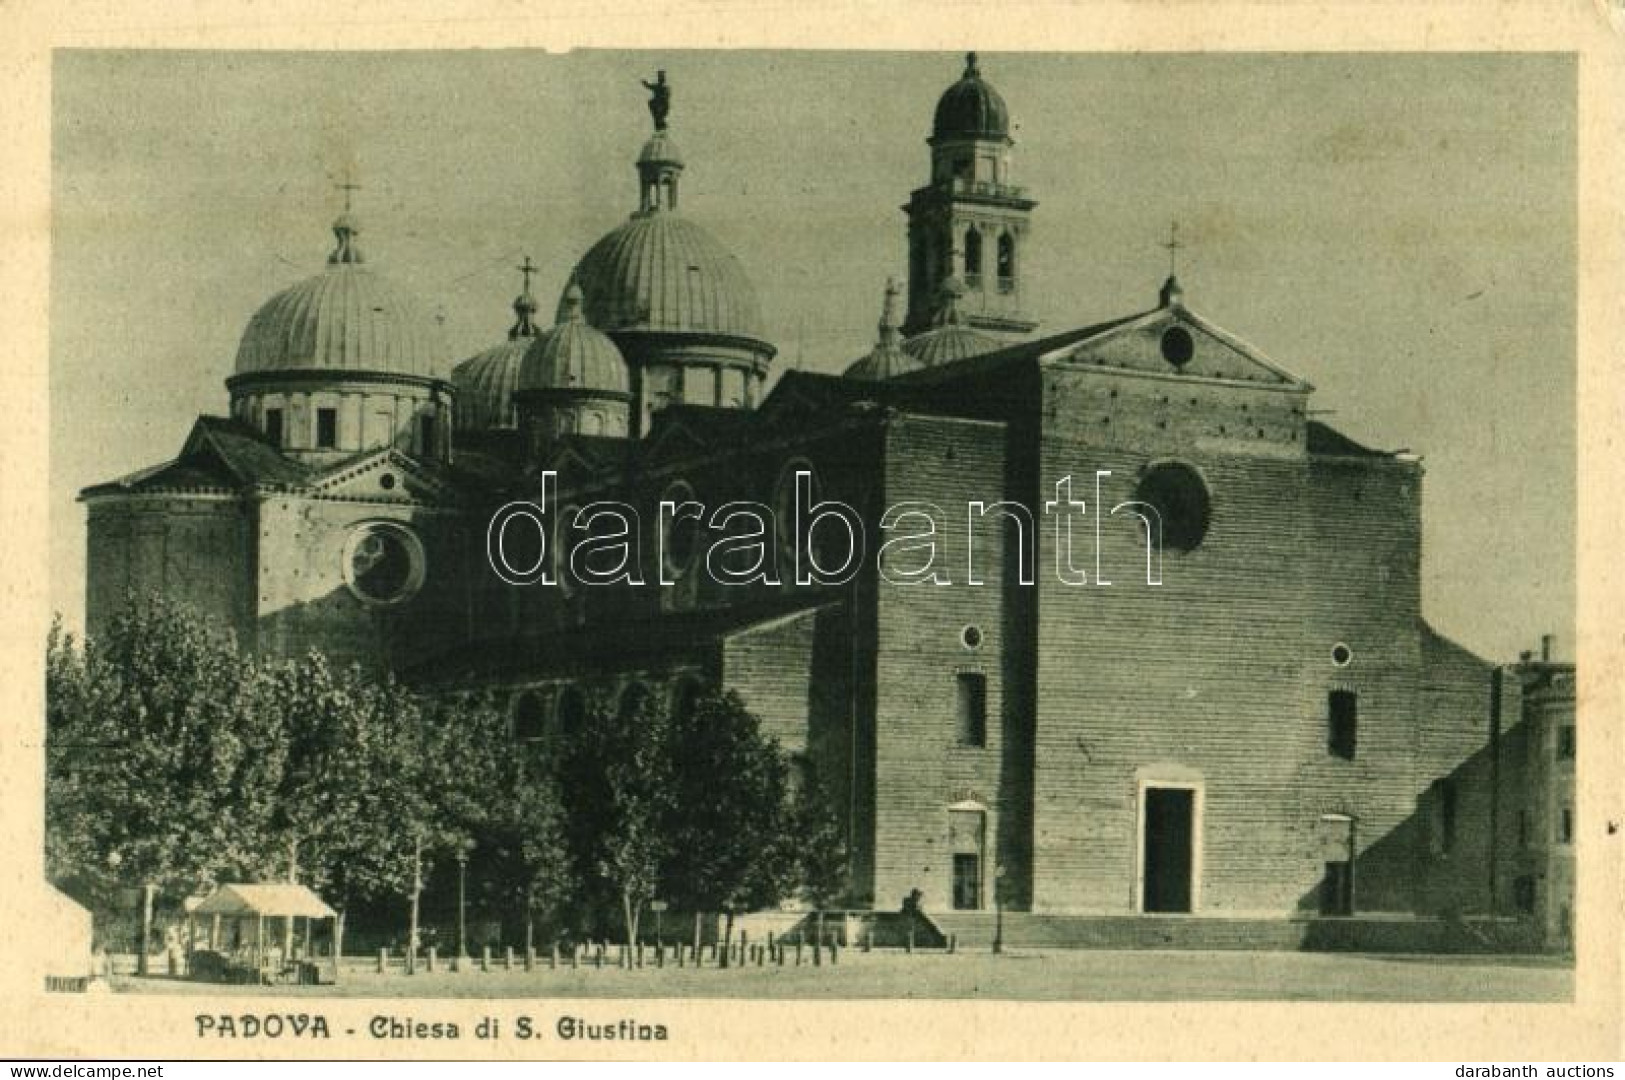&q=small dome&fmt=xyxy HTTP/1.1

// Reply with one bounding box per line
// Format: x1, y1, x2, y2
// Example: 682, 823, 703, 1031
521, 285, 630, 395
564, 212, 765, 340
902, 274, 1001, 366
235, 216, 441, 378
451, 342, 526, 431
933, 52, 1010, 142
451, 260, 544, 432
846, 279, 925, 381
902, 324, 1002, 367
